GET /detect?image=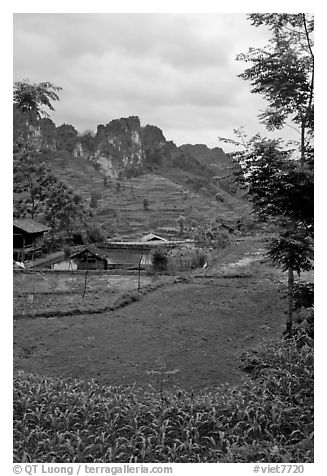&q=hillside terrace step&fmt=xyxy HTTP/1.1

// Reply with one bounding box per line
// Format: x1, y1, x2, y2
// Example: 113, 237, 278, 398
48, 160, 246, 233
